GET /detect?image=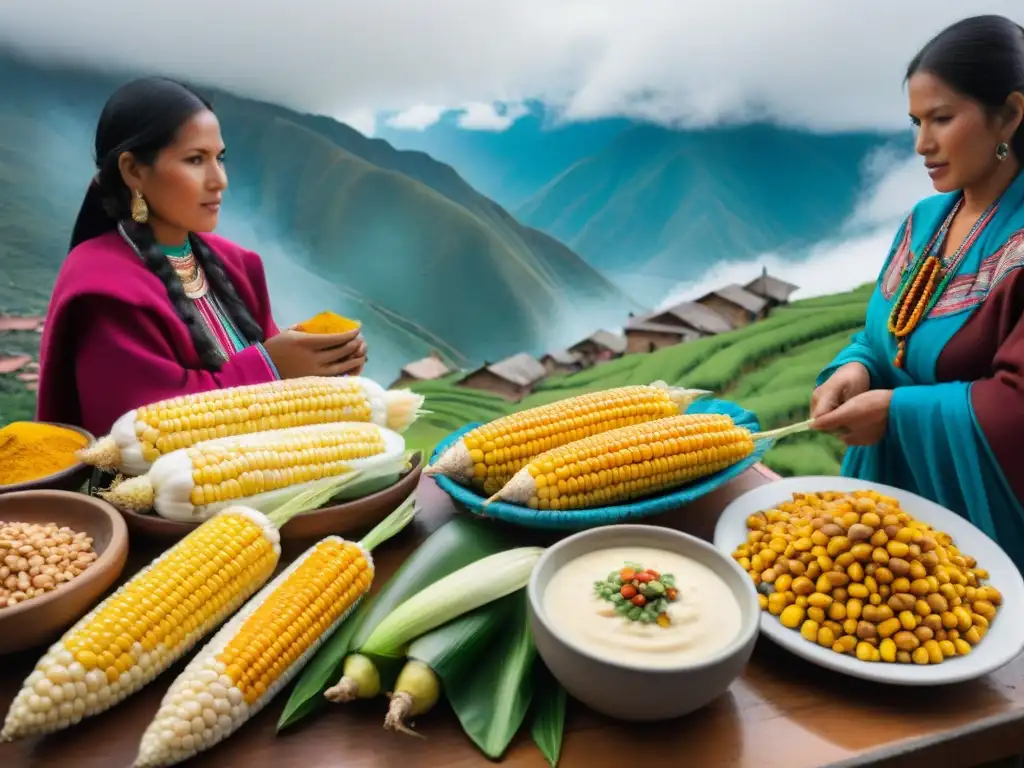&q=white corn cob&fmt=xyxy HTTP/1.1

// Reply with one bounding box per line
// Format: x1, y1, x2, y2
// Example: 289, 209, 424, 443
134, 536, 374, 766
100, 422, 407, 522
78, 376, 425, 476
0, 508, 282, 742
